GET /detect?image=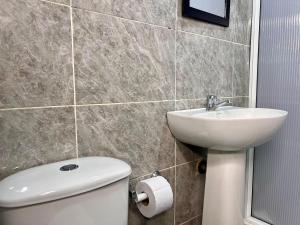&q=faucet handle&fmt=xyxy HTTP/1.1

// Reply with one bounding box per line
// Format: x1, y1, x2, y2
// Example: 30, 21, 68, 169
207, 95, 218, 101
207, 95, 218, 110
207, 95, 218, 104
